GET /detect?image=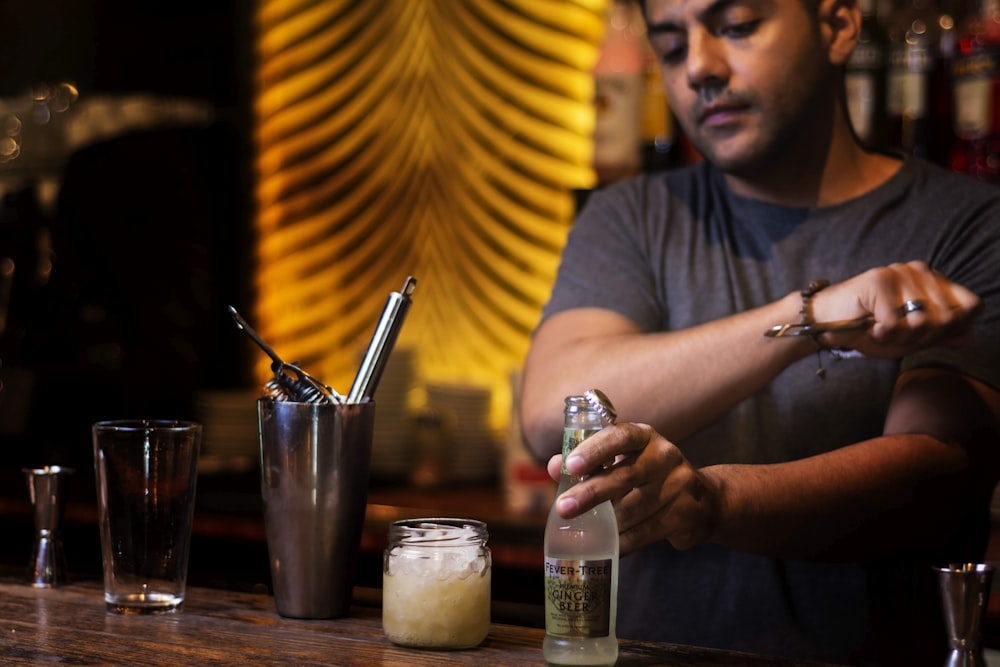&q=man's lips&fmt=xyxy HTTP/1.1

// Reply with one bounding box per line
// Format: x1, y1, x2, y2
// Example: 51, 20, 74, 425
697, 104, 750, 127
